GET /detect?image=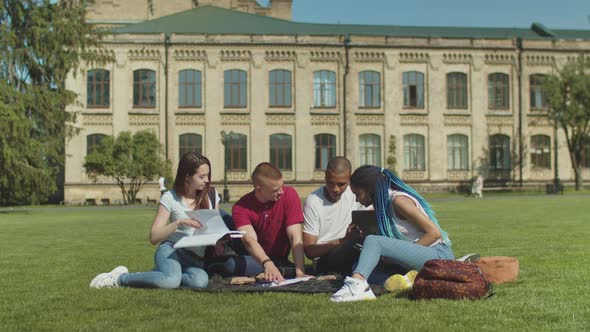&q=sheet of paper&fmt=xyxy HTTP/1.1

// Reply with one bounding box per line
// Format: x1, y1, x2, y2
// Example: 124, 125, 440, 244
269, 276, 315, 287
185, 210, 230, 235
